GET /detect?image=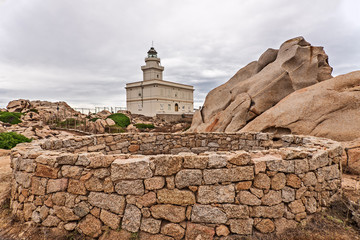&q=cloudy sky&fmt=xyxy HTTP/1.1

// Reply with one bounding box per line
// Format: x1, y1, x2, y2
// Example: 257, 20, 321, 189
0, 0, 359, 109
